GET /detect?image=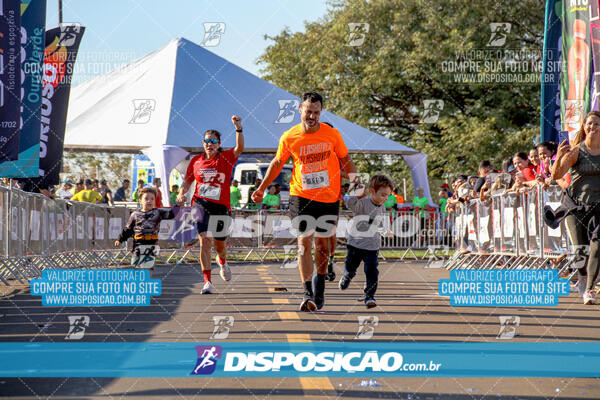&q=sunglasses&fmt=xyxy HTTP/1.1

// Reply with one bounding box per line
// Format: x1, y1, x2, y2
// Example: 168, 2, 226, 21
204, 138, 219, 144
